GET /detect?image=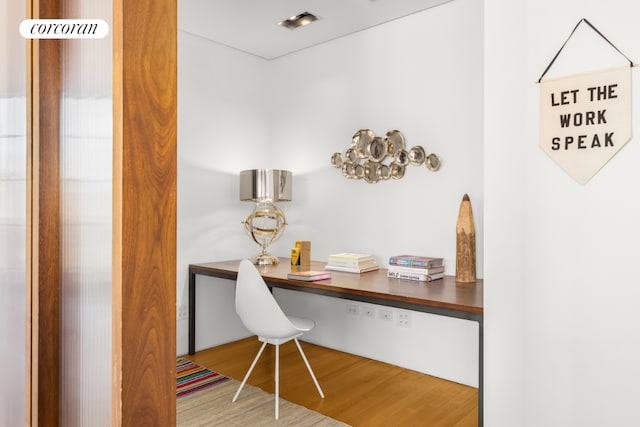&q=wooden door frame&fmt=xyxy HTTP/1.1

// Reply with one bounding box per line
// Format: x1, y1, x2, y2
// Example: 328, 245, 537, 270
27, 0, 62, 424
112, 0, 177, 425
27, 0, 177, 424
